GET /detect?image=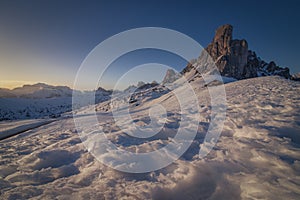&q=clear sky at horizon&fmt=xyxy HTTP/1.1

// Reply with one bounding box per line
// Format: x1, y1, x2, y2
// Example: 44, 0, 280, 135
1, 0, 299, 90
